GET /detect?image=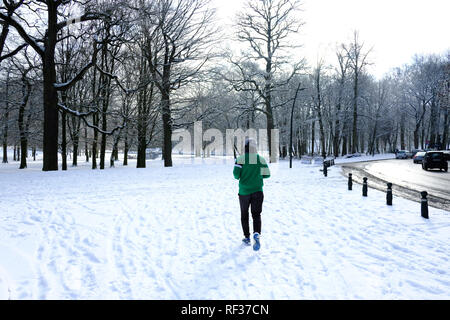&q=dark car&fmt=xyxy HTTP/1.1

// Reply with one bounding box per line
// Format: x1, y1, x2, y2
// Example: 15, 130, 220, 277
422, 152, 448, 172
443, 150, 450, 161
413, 151, 426, 164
